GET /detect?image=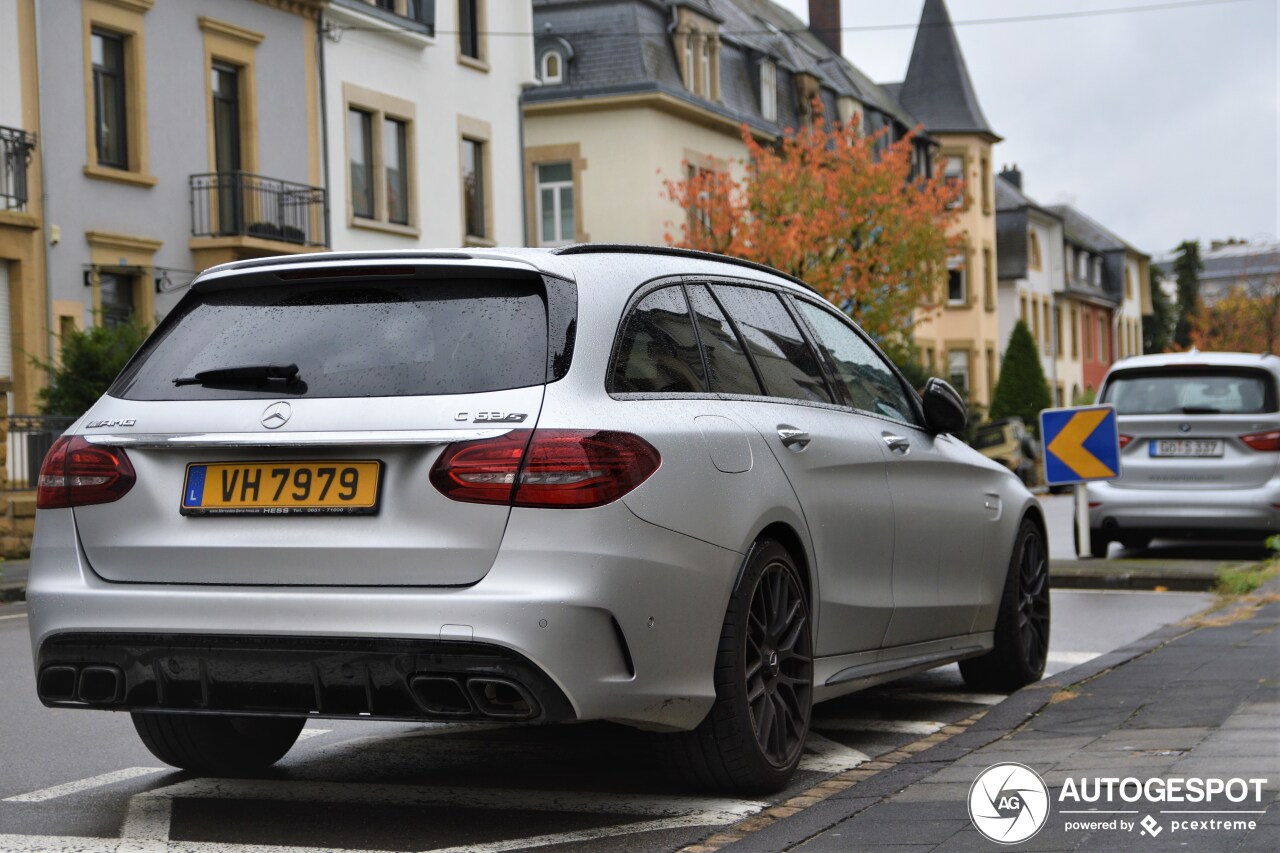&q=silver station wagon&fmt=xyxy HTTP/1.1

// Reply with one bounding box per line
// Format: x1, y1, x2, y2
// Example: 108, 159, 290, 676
29, 247, 1047, 792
